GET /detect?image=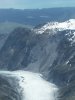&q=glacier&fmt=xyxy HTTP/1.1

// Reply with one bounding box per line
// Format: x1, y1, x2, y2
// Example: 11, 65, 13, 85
0, 70, 58, 100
